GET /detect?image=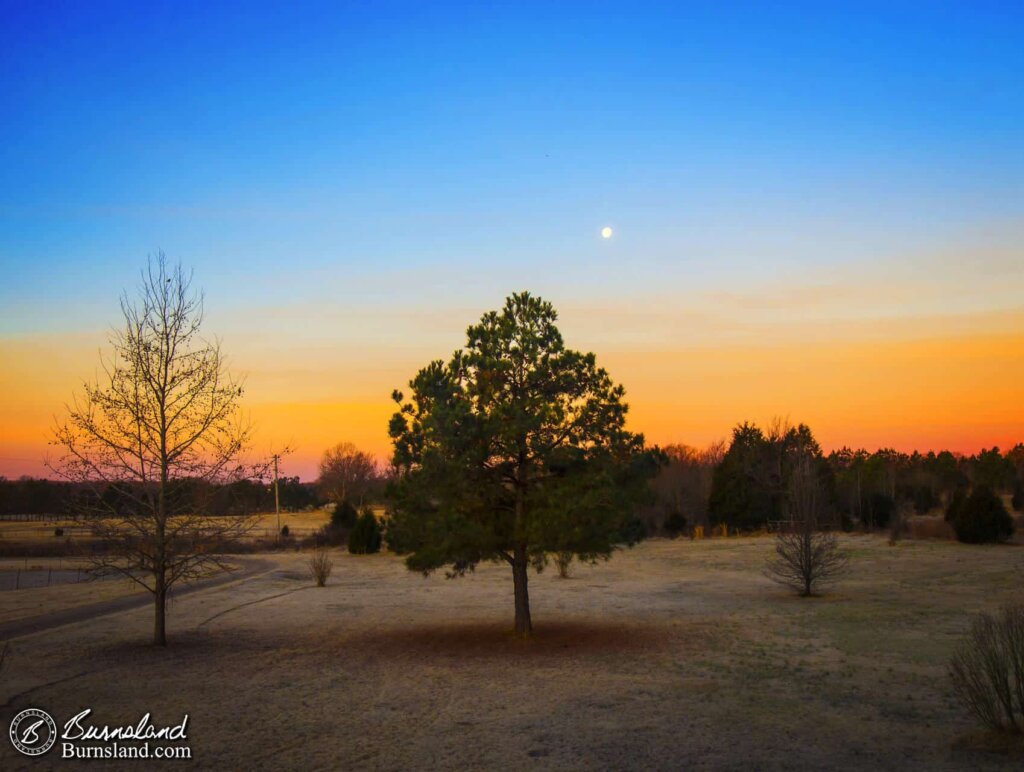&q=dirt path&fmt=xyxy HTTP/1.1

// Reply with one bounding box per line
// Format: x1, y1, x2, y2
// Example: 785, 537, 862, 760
0, 556, 276, 641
